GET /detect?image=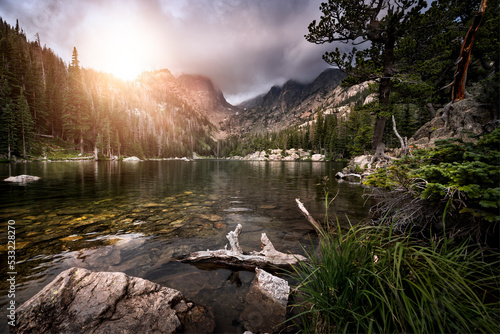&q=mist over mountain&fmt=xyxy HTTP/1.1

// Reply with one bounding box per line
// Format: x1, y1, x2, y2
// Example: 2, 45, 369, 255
176, 74, 239, 139
234, 68, 347, 132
